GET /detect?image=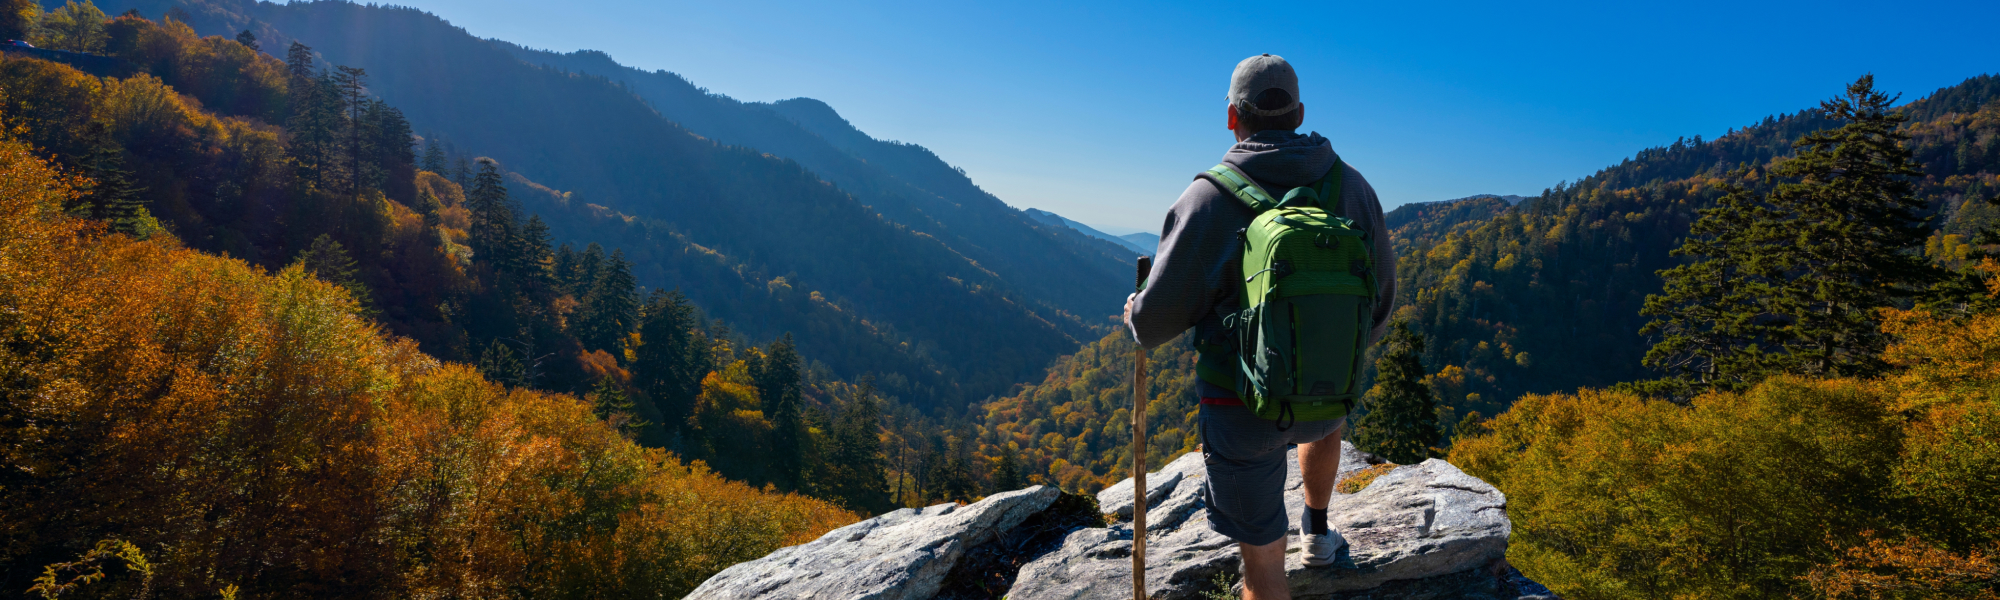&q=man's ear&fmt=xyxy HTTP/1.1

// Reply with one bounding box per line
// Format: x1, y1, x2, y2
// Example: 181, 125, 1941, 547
1227, 104, 1239, 131
1294, 104, 1305, 129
